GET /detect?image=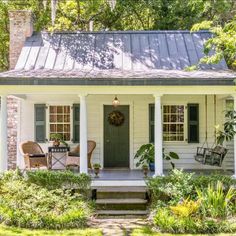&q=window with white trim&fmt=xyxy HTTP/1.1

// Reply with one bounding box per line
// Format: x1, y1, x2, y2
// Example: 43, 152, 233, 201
163, 105, 184, 141
49, 105, 71, 141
